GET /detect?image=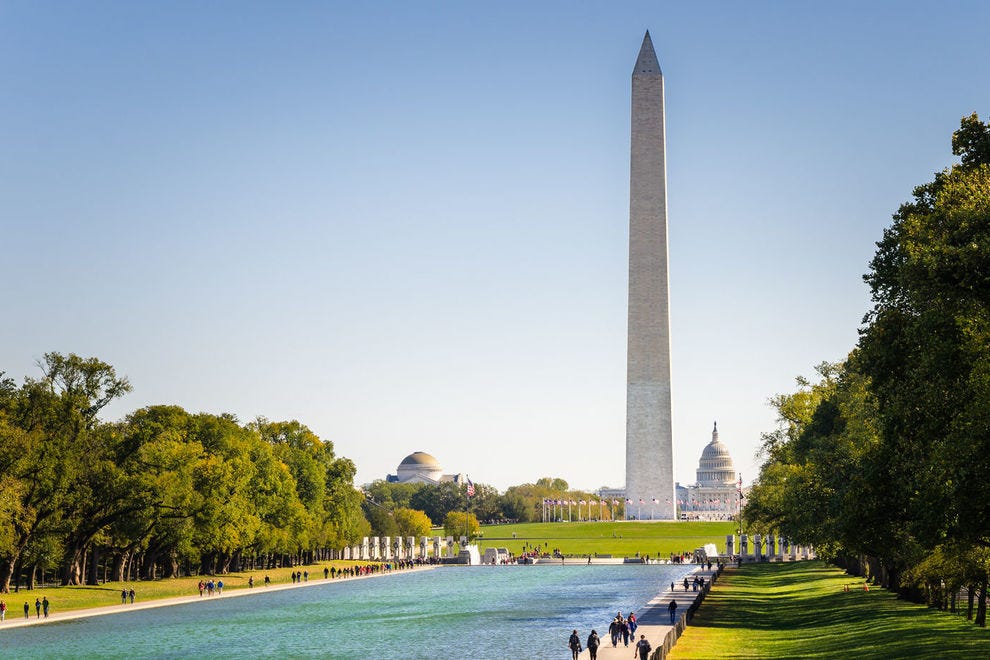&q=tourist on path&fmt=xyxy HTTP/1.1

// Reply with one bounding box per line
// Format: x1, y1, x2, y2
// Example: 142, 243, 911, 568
324, 567, 329, 579
23, 602, 29, 619
608, 617, 621, 647
668, 599, 678, 624
129, 588, 135, 604
586, 629, 600, 660
198, 580, 205, 596
42, 596, 49, 618
620, 617, 630, 647
627, 612, 637, 635
634, 634, 652, 660
121, 589, 127, 604
35, 598, 41, 618
0, 599, 7, 621
568, 629, 582, 660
